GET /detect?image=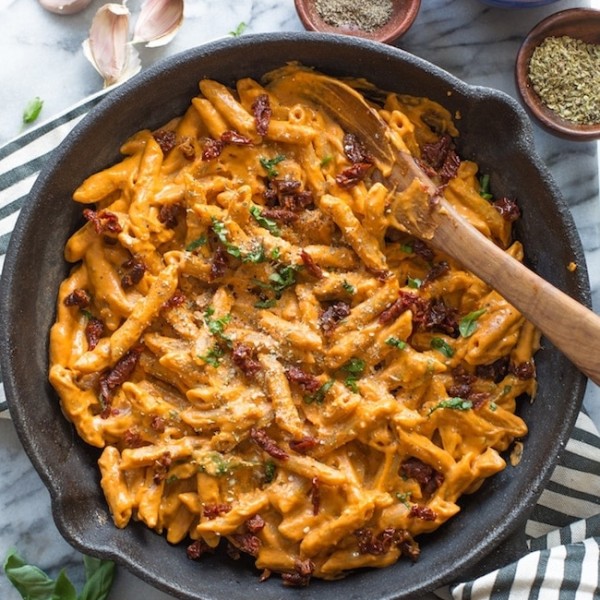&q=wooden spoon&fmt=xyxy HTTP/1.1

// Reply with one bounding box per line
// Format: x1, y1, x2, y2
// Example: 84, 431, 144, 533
271, 68, 600, 386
